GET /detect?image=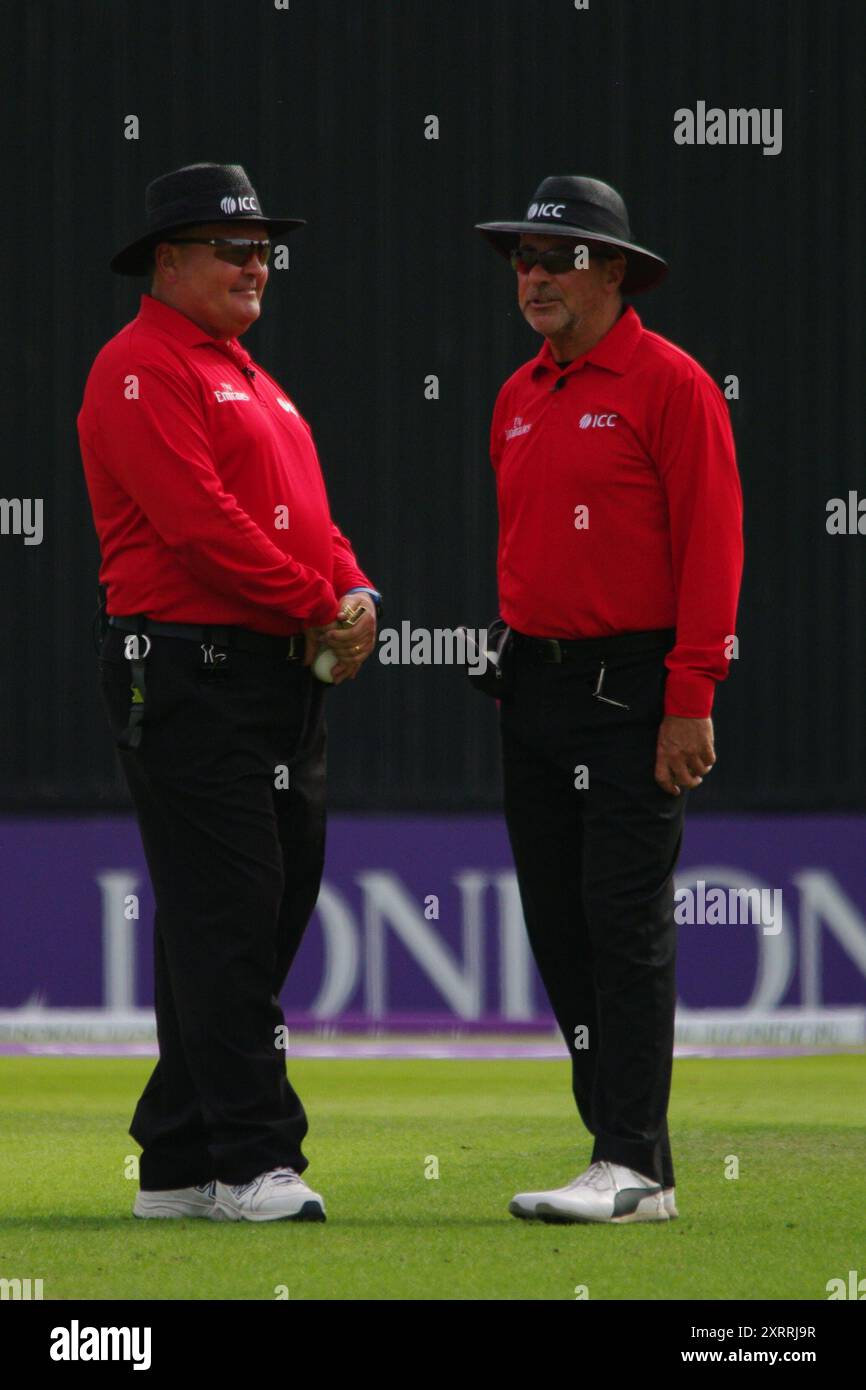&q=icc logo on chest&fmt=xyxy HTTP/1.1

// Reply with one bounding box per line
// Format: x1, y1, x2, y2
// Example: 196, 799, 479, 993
579, 413, 618, 429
